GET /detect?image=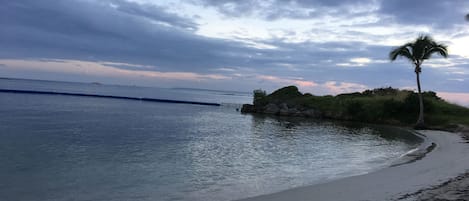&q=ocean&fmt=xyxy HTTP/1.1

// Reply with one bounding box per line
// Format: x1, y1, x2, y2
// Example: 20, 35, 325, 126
0, 78, 420, 201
